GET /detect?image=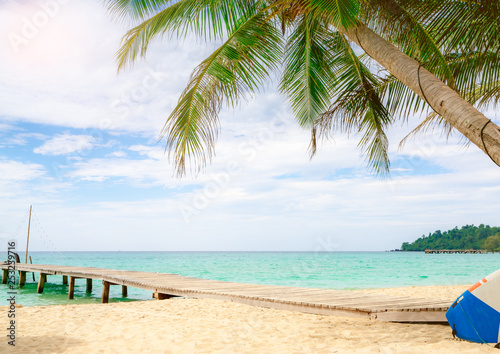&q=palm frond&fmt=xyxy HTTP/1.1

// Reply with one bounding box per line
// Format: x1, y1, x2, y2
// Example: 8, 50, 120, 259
280, 12, 337, 128
444, 51, 500, 104
314, 32, 392, 174
115, 0, 258, 70
308, 0, 361, 29
160, 10, 283, 176
414, 0, 500, 55
399, 112, 455, 149
104, 0, 174, 20
379, 74, 427, 121
475, 80, 500, 109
